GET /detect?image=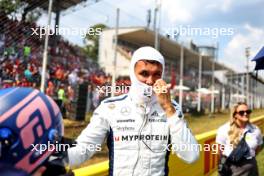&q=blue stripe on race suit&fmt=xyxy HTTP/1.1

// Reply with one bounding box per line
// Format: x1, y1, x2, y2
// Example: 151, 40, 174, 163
103, 95, 128, 103
107, 128, 114, 176
164, 136, 171, 176
172, 101, 183, 118
164, 150, 171, 176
